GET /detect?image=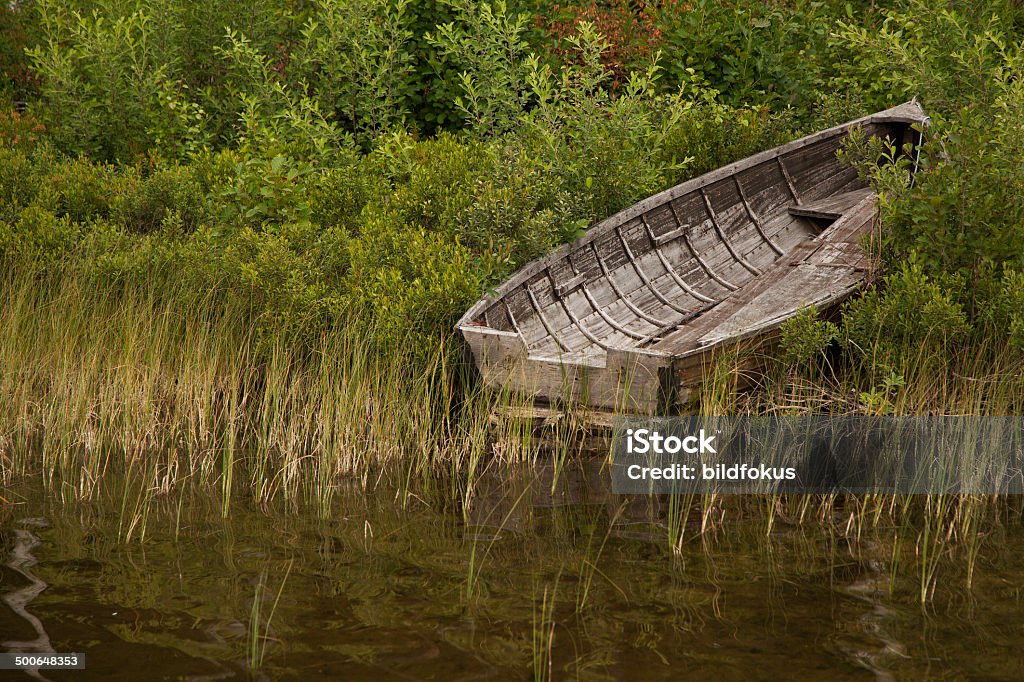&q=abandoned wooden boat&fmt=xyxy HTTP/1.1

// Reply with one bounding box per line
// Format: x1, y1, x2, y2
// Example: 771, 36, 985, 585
457, 101, 927, 415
